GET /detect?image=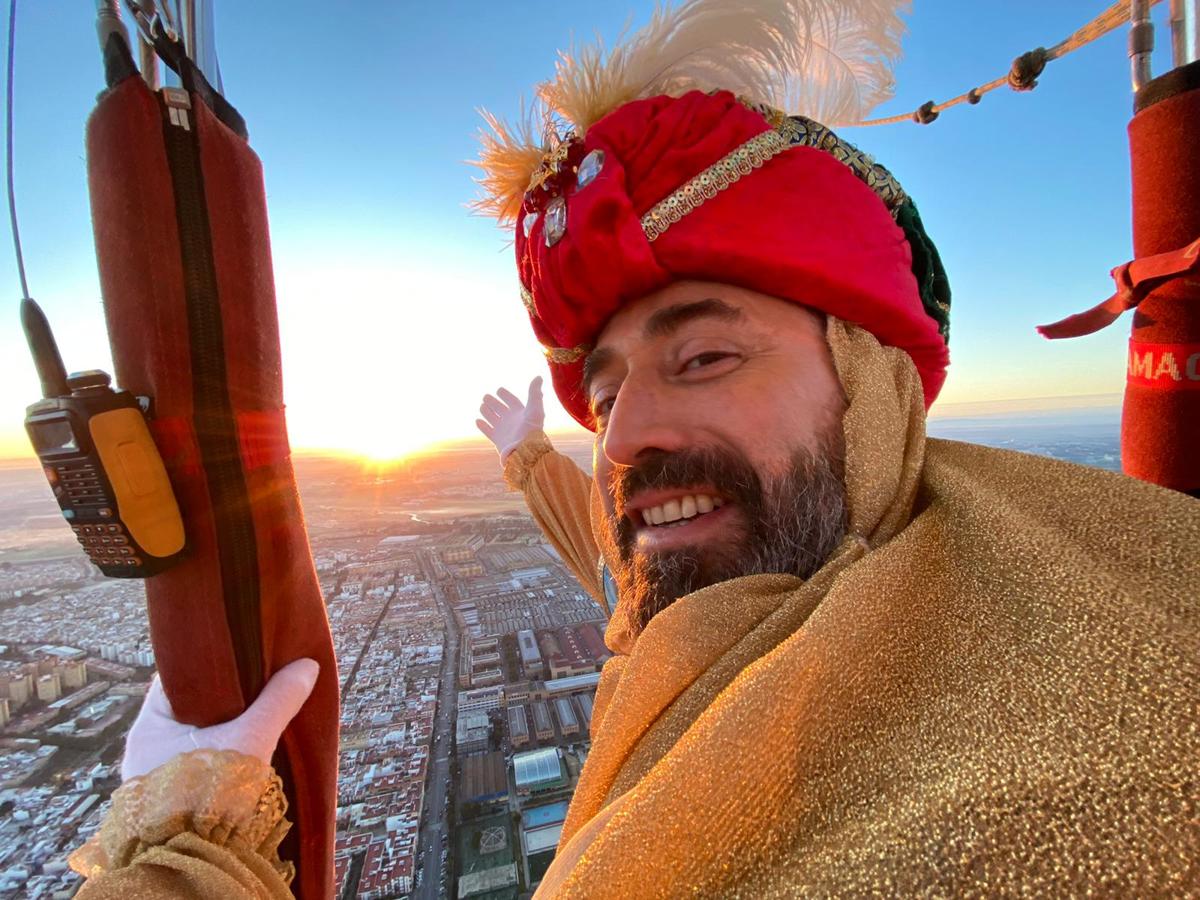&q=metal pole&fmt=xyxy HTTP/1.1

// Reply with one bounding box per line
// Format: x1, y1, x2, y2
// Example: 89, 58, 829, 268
184, 0, 195, 61
136, 0, 160, 89
1130, 0, 1155, 91
1168, 0, 1200, 65
95, 0, 130, 55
